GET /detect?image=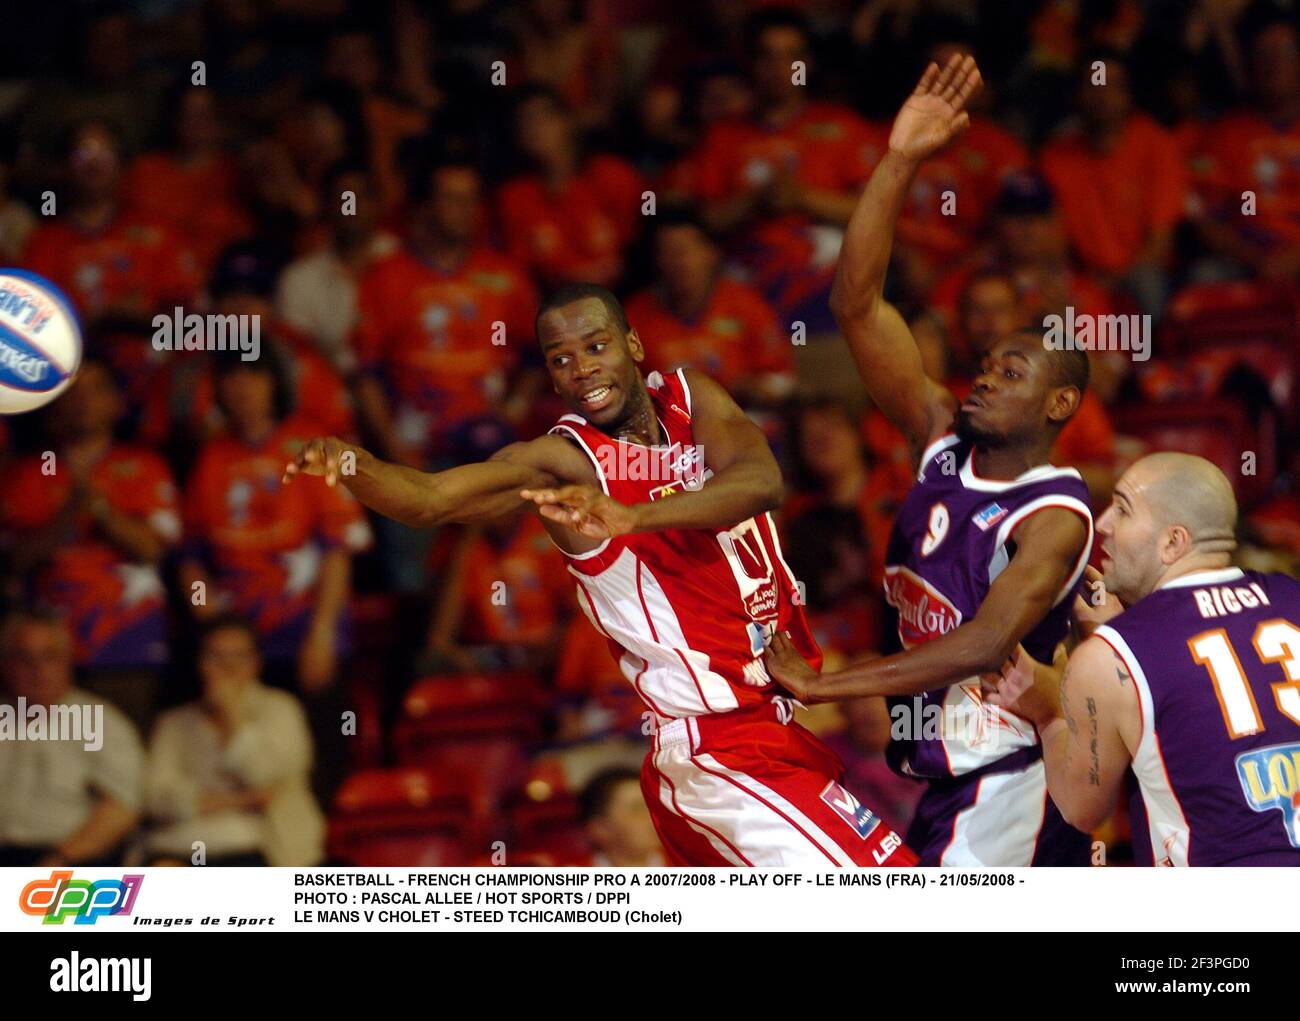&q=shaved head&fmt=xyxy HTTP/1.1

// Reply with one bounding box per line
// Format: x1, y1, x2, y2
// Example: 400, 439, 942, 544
1129, 452, 1237, 548
1097, 452, 1238, 604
